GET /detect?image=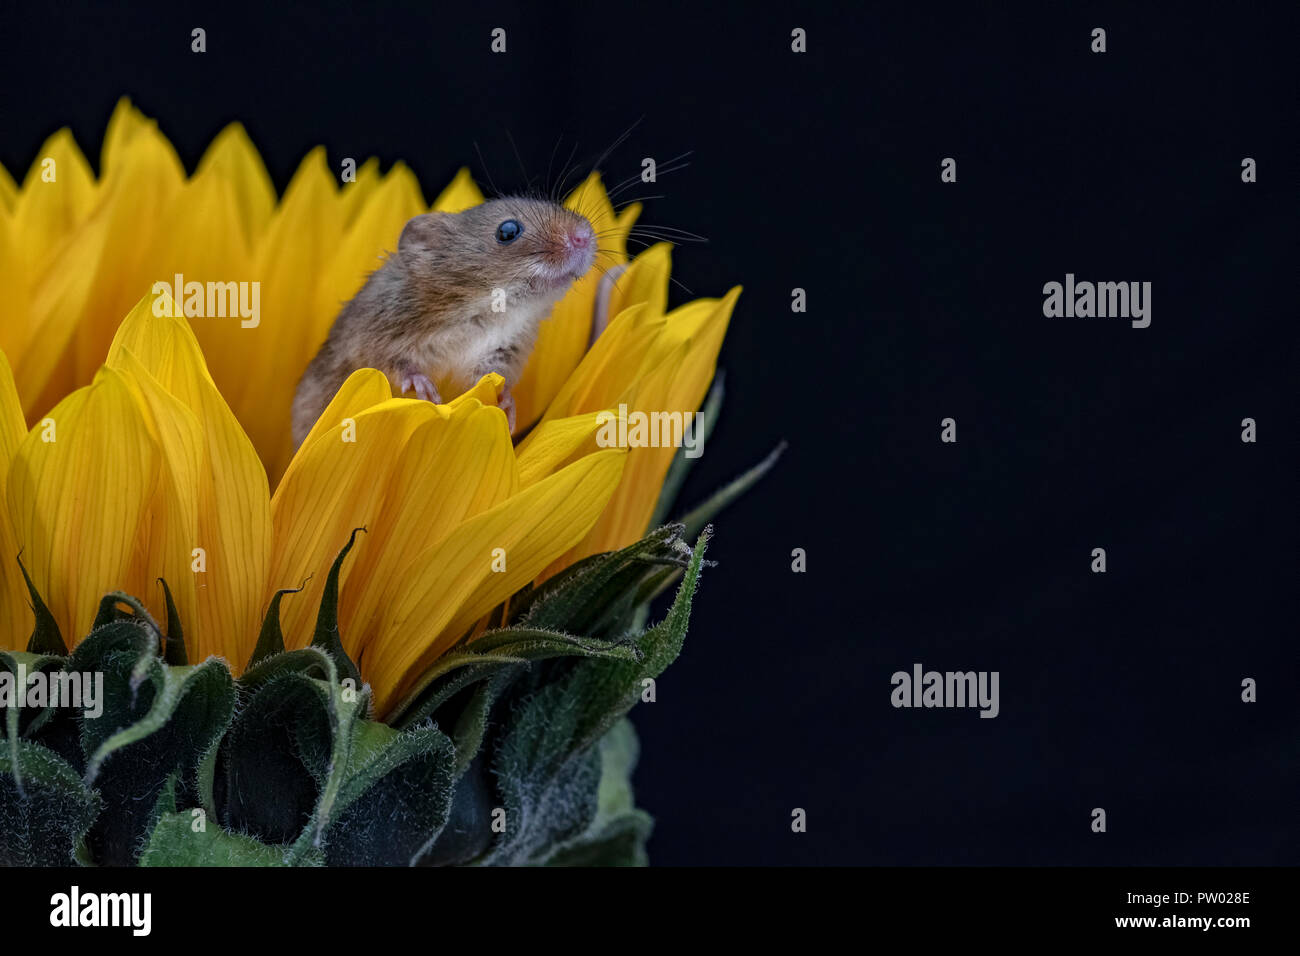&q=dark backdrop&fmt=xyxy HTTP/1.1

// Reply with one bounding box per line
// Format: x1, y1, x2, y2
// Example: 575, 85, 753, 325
3, 1, 1295, 865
